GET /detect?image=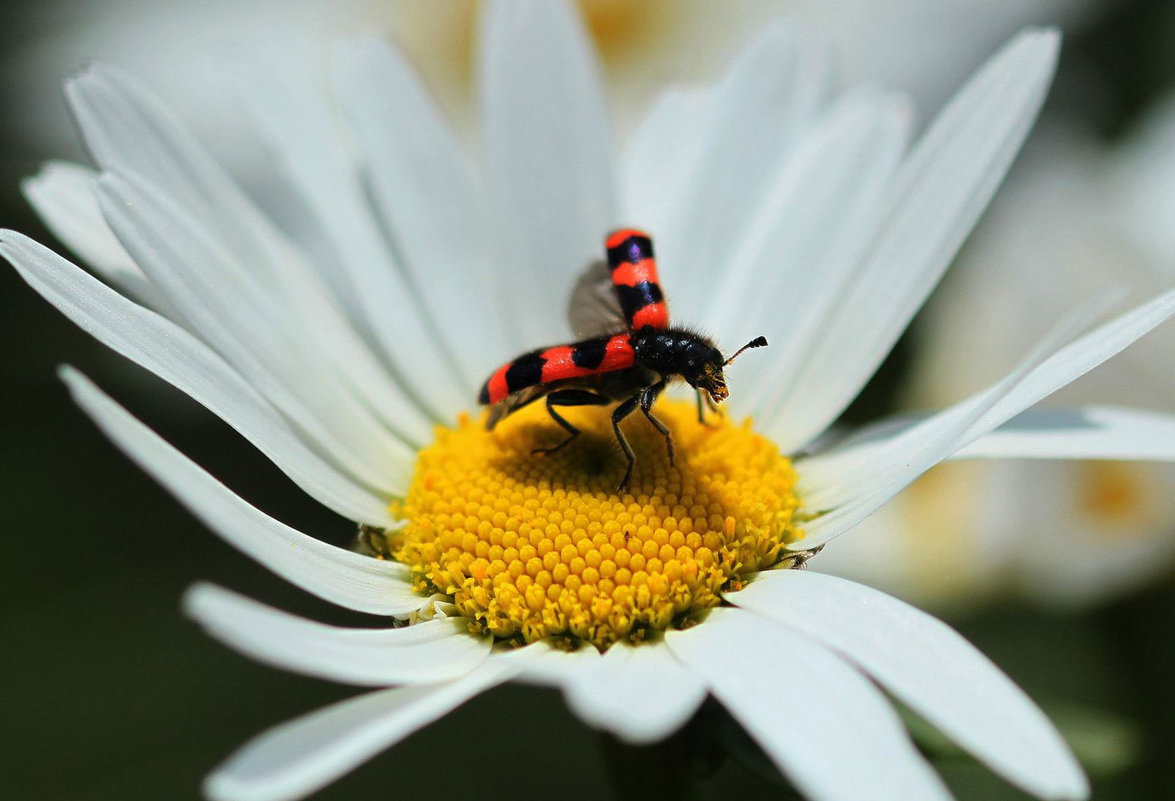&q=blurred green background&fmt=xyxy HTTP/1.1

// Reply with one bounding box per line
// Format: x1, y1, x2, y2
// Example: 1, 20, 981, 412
2, 1, 1175, 799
